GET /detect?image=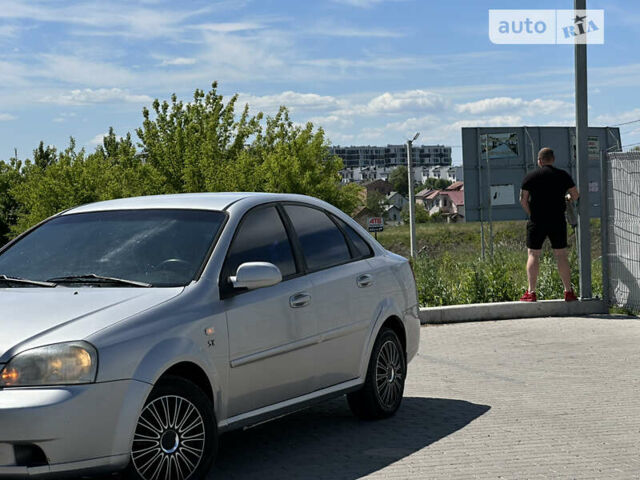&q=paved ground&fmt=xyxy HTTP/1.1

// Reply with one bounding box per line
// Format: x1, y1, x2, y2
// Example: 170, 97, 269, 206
209, 315, 640, 479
